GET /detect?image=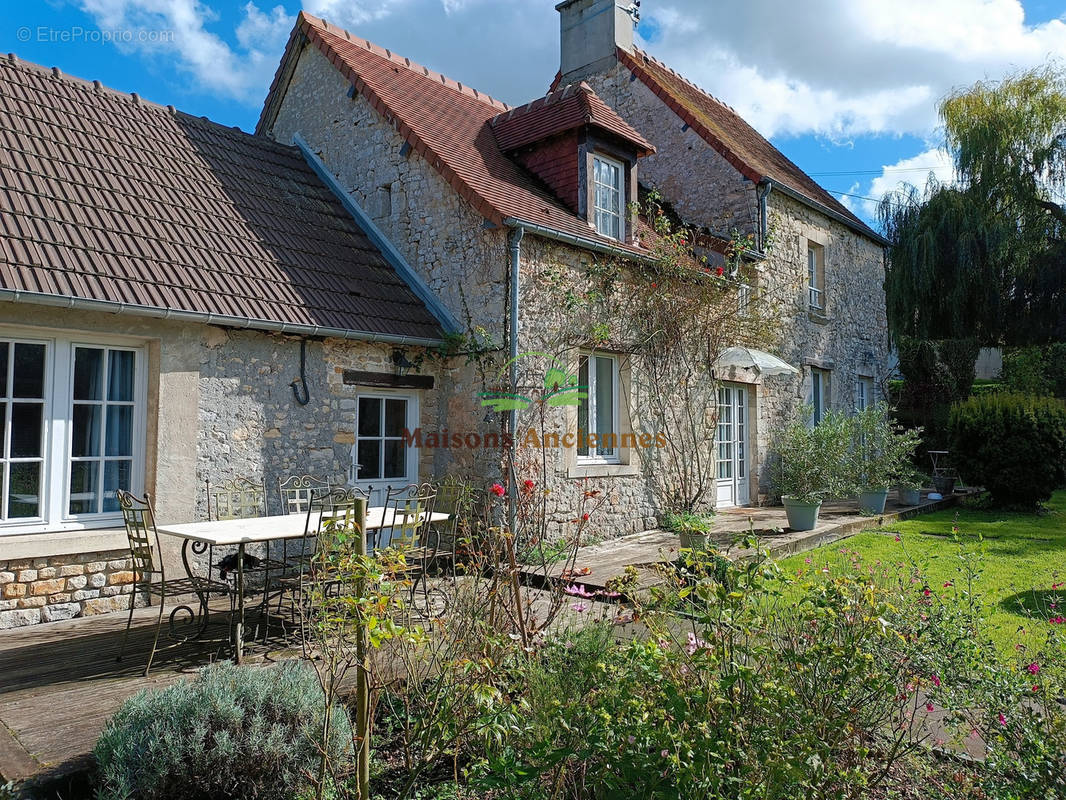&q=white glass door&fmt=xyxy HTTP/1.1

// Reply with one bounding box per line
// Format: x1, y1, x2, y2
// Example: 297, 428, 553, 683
715, 385, 749, 507
351, 393, 418, 506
